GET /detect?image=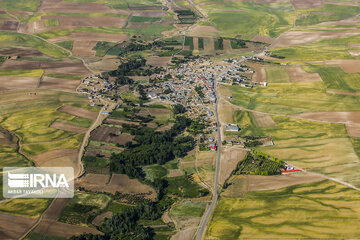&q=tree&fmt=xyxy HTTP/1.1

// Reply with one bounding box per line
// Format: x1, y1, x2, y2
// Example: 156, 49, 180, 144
172, 104, 186, 114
